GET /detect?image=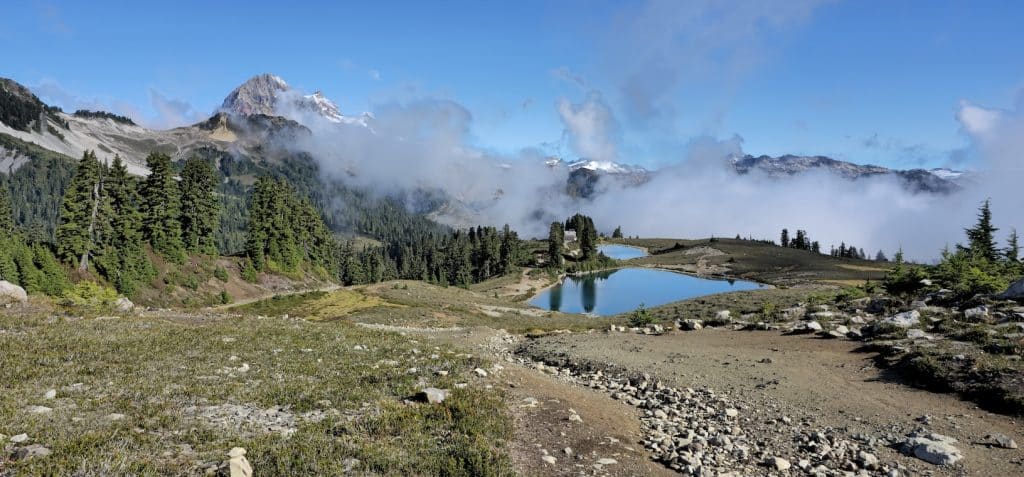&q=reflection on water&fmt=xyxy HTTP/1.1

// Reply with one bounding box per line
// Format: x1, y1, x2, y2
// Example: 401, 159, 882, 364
531, 267, 763, 316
